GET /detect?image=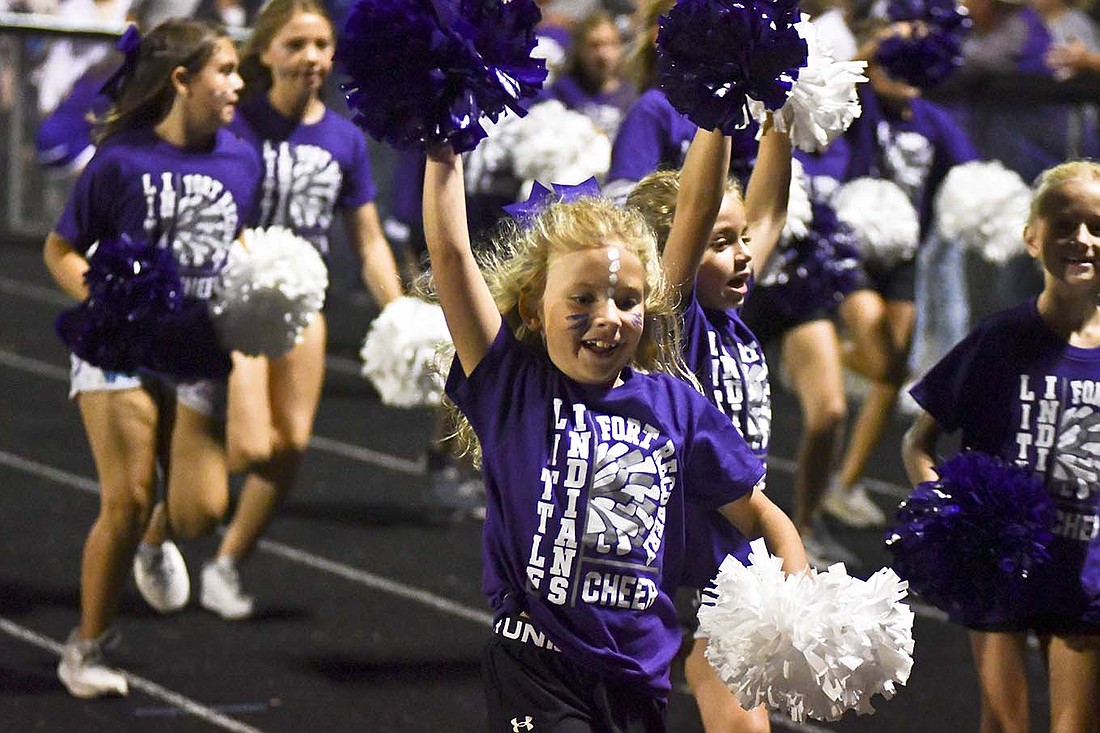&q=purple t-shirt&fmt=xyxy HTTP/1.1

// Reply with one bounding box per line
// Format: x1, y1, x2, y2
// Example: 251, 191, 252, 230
544, 74, 637, 139
608, 88, 759, 185
56, 126, 260, 303
446, 323, 765, 697
911, 300, 1100, 631
229, 94, 378, 257
679, 290, 772, 587
35, 68, 111, 170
